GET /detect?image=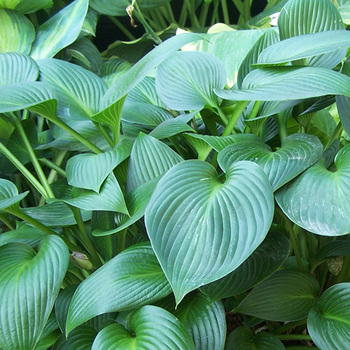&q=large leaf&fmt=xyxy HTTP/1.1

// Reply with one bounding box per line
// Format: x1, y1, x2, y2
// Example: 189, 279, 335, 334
276, 144, 350, 236
127, 133, 183, 191
145, 160, 274, 304
0, 0, 53, 14
201, 233, 290, 301
308, 283, 350, 350
30, 0, 89, 59
235, 270, 320, 322
0, 224, 46, 247
218, 133, 323, 191
278, 0, 345, 68
0, 235, 69, 349
66, 138, 132, 192
225, 327, 286, 350
0, 178, 28, 210
155, 51, 226, 110
66, 243, 172, 334
91, 306, 195, 350
0, 9, 35, 54
52, 325, 97, 350
216, 66, 350, 102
